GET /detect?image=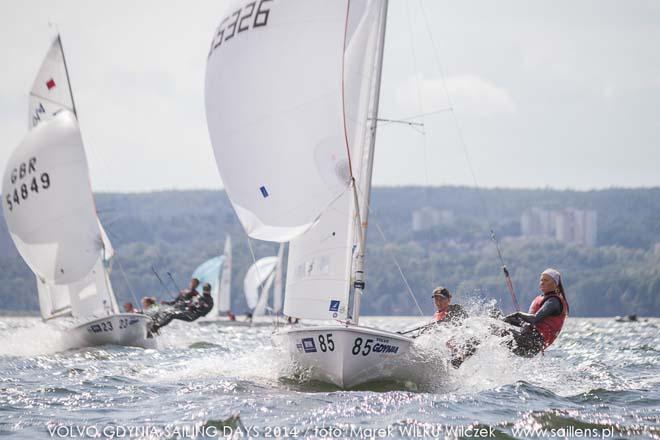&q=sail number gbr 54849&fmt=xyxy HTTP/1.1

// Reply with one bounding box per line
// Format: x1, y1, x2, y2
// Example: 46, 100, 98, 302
4, 157, 51, 212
